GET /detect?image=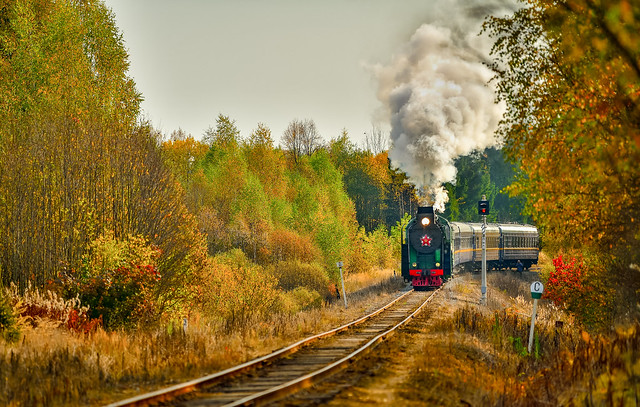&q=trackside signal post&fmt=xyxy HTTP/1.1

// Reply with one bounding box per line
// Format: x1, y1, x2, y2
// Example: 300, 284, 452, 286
479, 195, 489, 305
